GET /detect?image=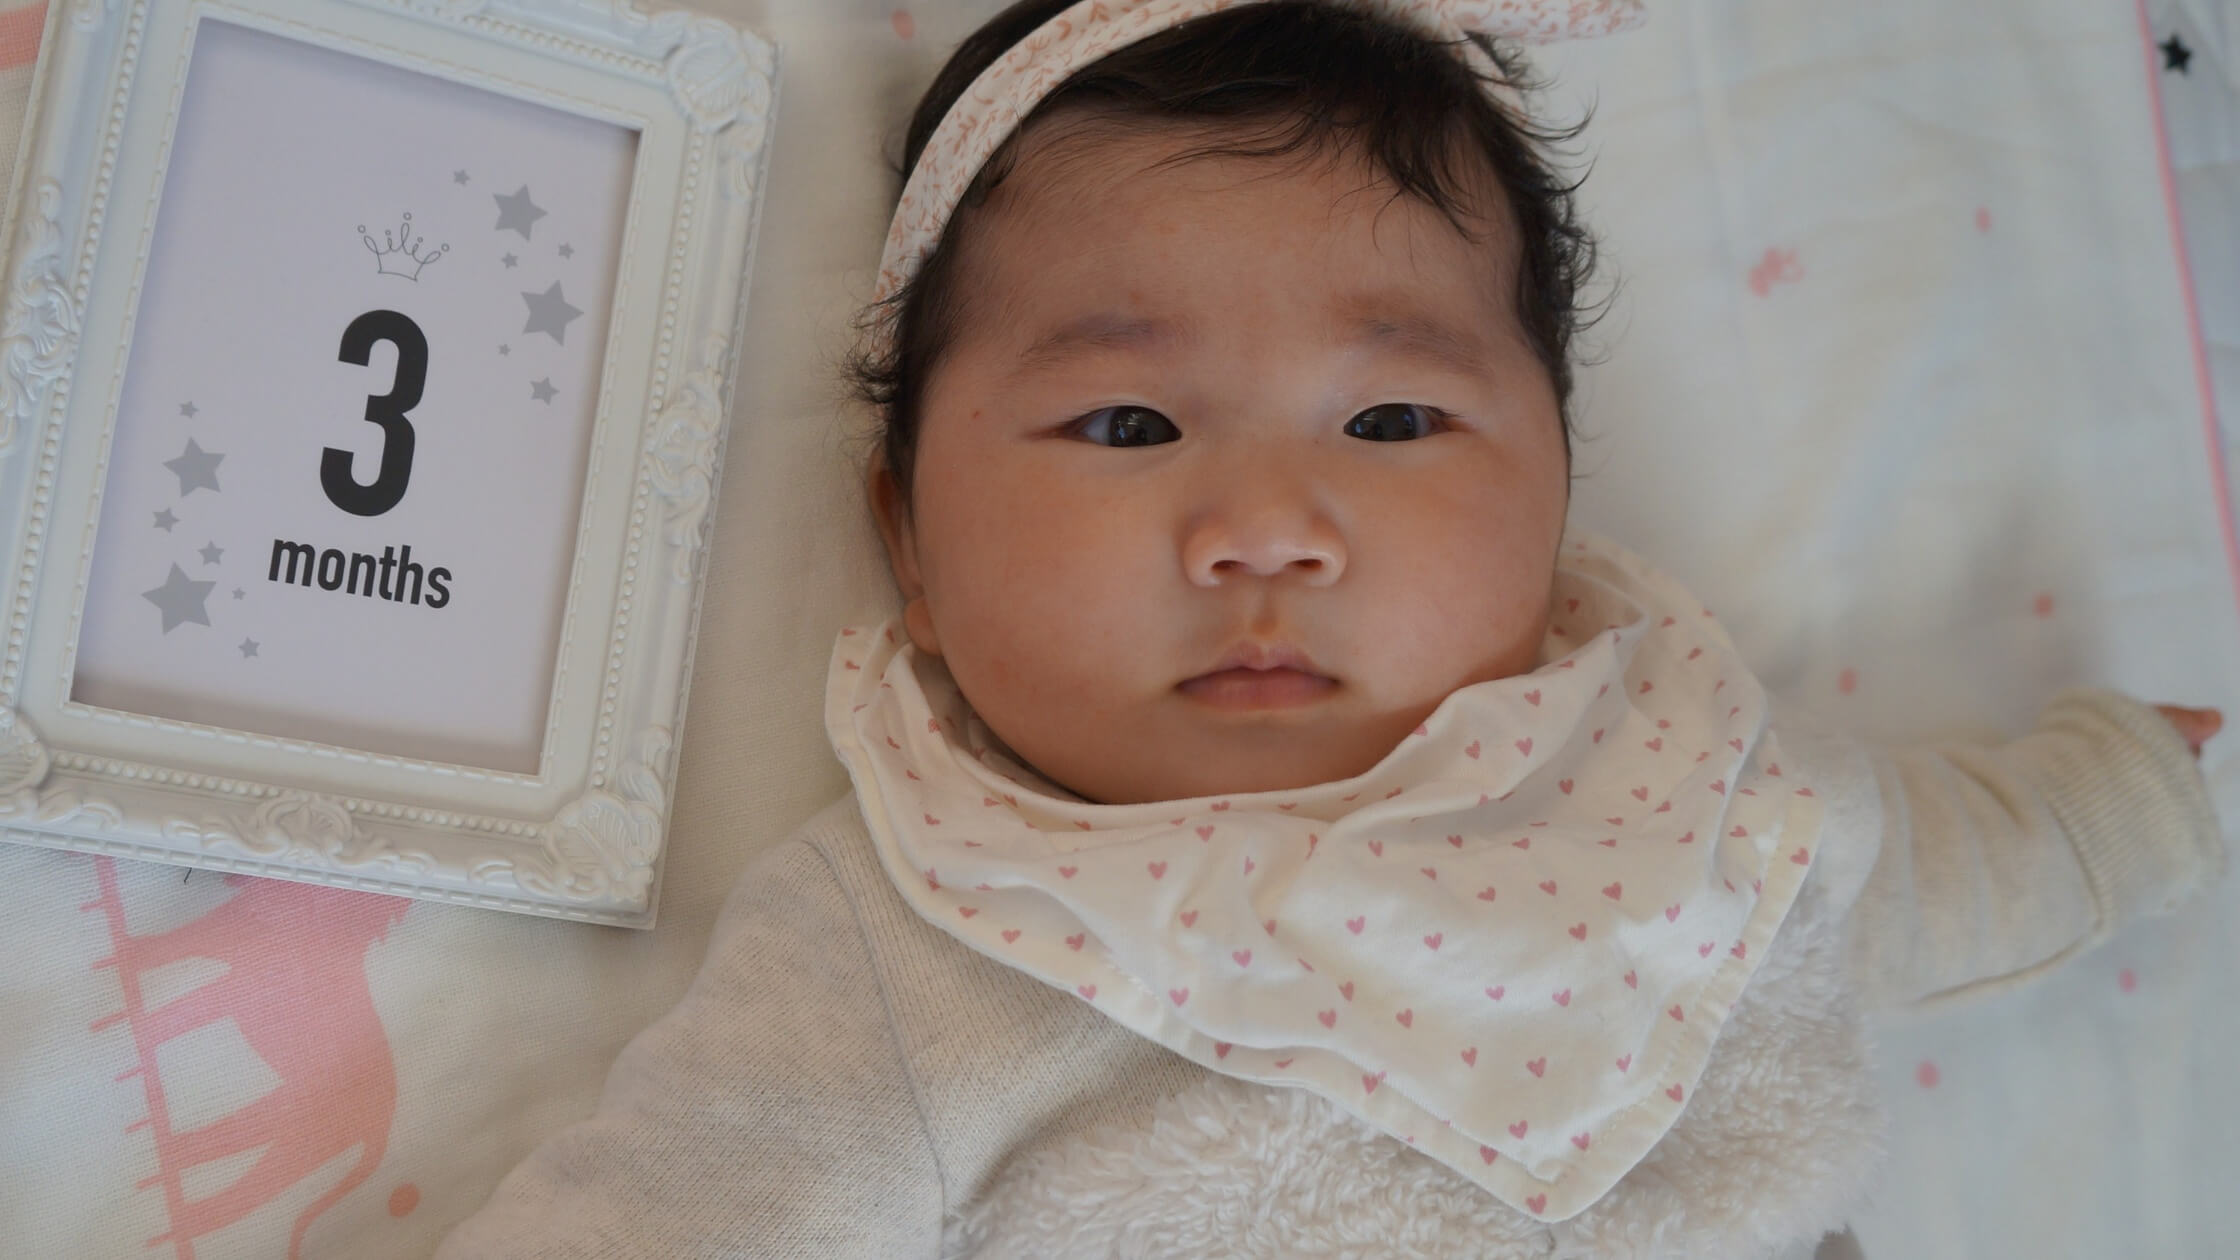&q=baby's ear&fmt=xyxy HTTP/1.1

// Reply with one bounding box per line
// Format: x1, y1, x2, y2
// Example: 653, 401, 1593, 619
867, 461, 941, 658
866, 461, 917, 585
